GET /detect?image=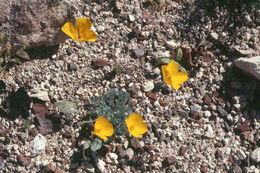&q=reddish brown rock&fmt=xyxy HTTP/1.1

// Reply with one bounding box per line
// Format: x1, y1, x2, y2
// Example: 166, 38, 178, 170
237, 120, 251, 132
17, 154, 31, 167
0, 0, 81, 51
146, 91, 157, 103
